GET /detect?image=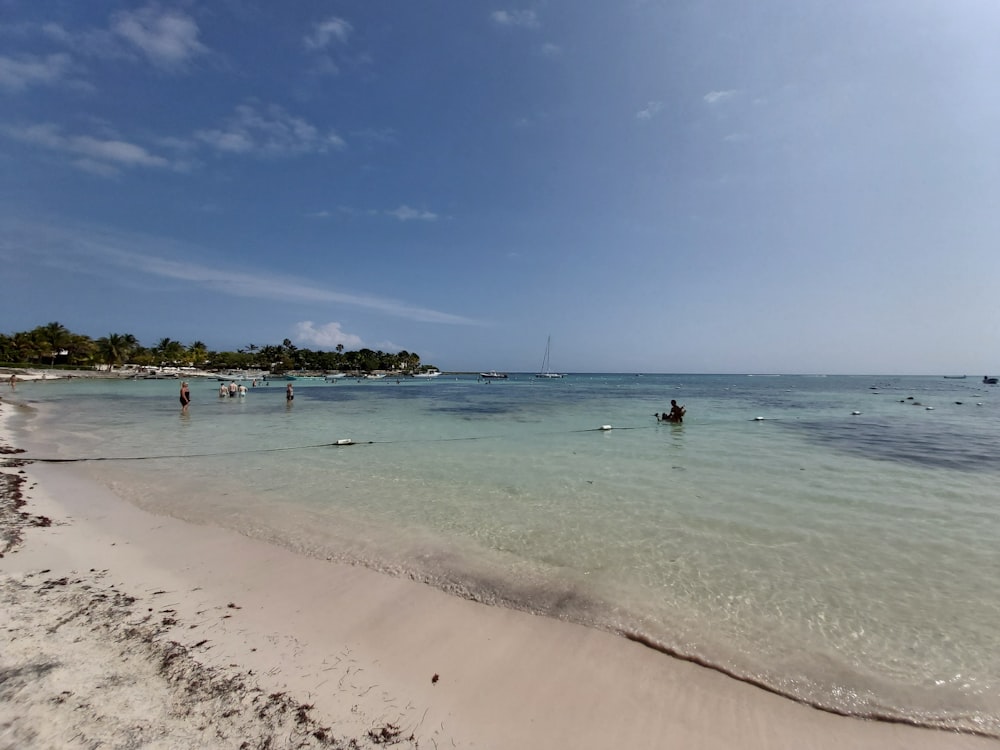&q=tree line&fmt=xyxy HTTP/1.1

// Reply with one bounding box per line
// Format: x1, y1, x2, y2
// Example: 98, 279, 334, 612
0, 322, 430, 374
